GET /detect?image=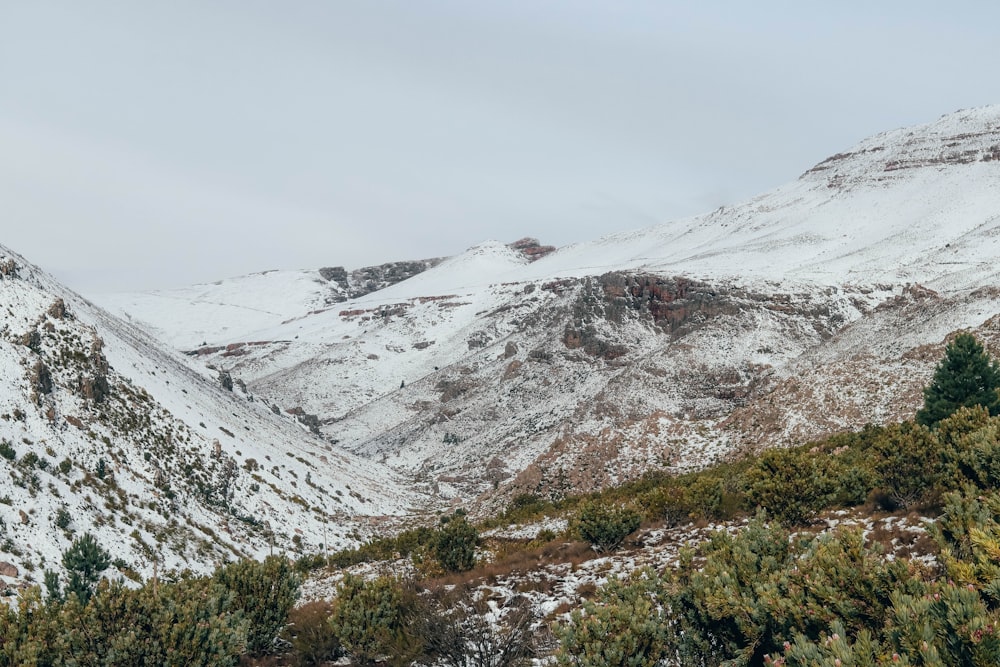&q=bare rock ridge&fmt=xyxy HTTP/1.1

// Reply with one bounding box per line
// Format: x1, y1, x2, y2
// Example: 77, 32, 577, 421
94, 105, 1000, 509
318, 258, 445, 303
